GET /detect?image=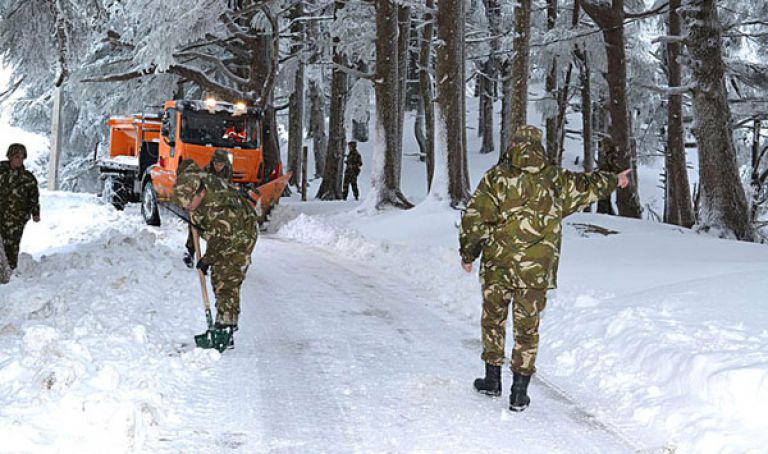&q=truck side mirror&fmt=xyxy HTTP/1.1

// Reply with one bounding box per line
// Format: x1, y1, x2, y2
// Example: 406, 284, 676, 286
161, 121, 175, 146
